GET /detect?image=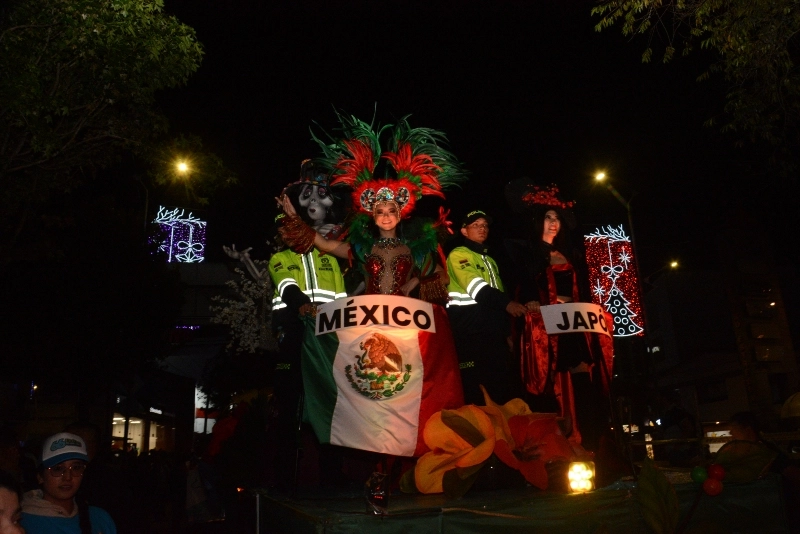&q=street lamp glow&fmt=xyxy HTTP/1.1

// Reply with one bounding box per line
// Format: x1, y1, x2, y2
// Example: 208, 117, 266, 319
595, 172, 606, 181
670, 261, 679, 268
176, 161, 189, 174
